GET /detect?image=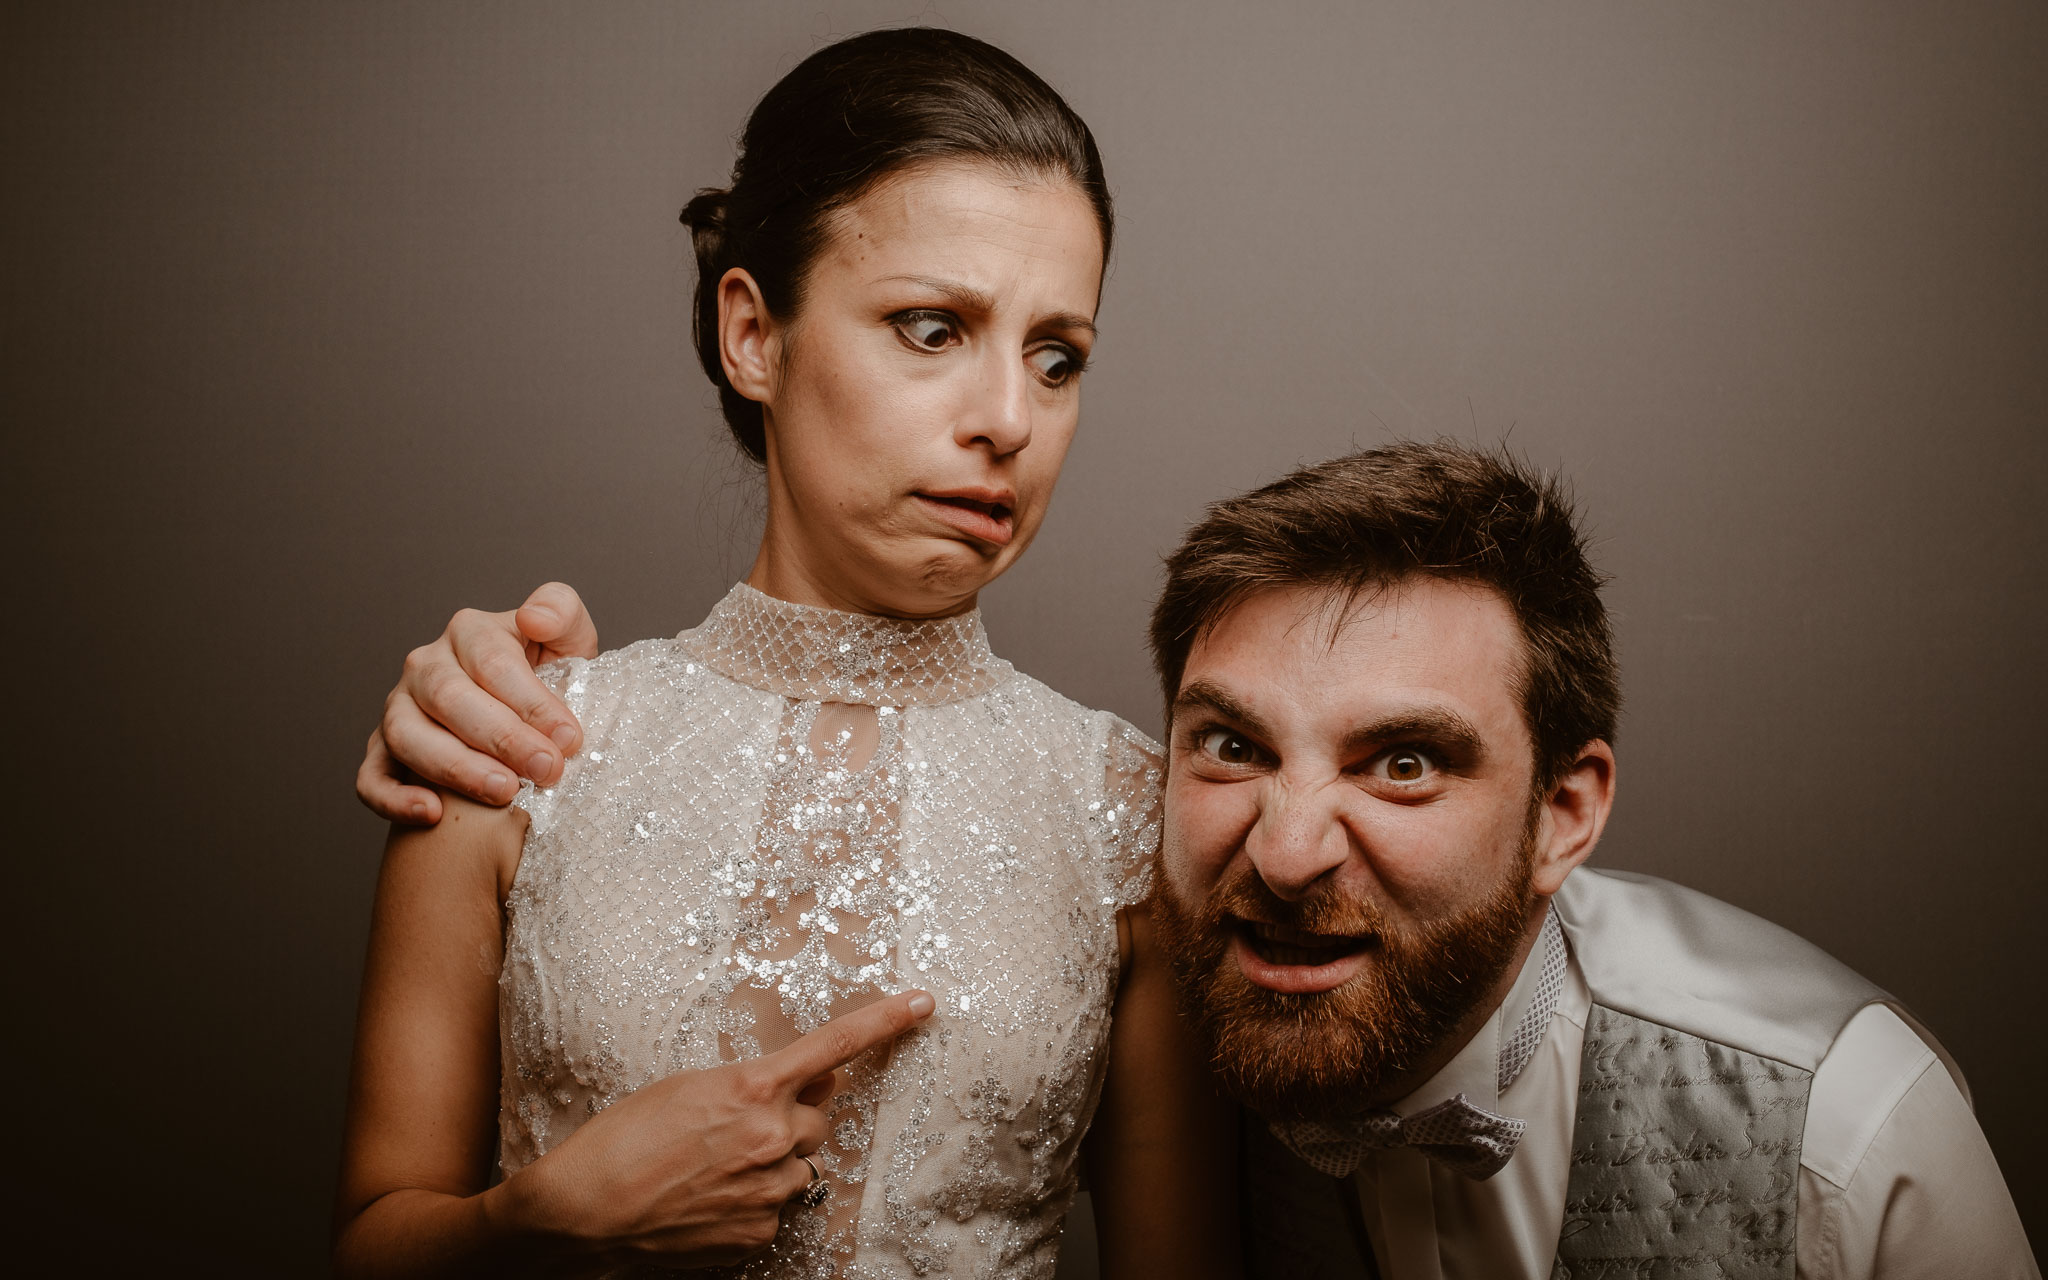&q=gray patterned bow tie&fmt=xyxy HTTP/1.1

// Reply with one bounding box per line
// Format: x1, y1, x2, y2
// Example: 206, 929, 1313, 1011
1272, 1092, 1528, 1180
1267, 908, 1567, 1181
